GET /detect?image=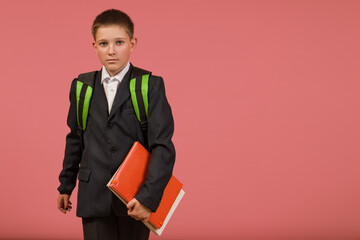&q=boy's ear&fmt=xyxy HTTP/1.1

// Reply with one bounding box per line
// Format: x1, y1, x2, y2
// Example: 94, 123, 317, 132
92, 41, 98, 54
130, 37, 137, 53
